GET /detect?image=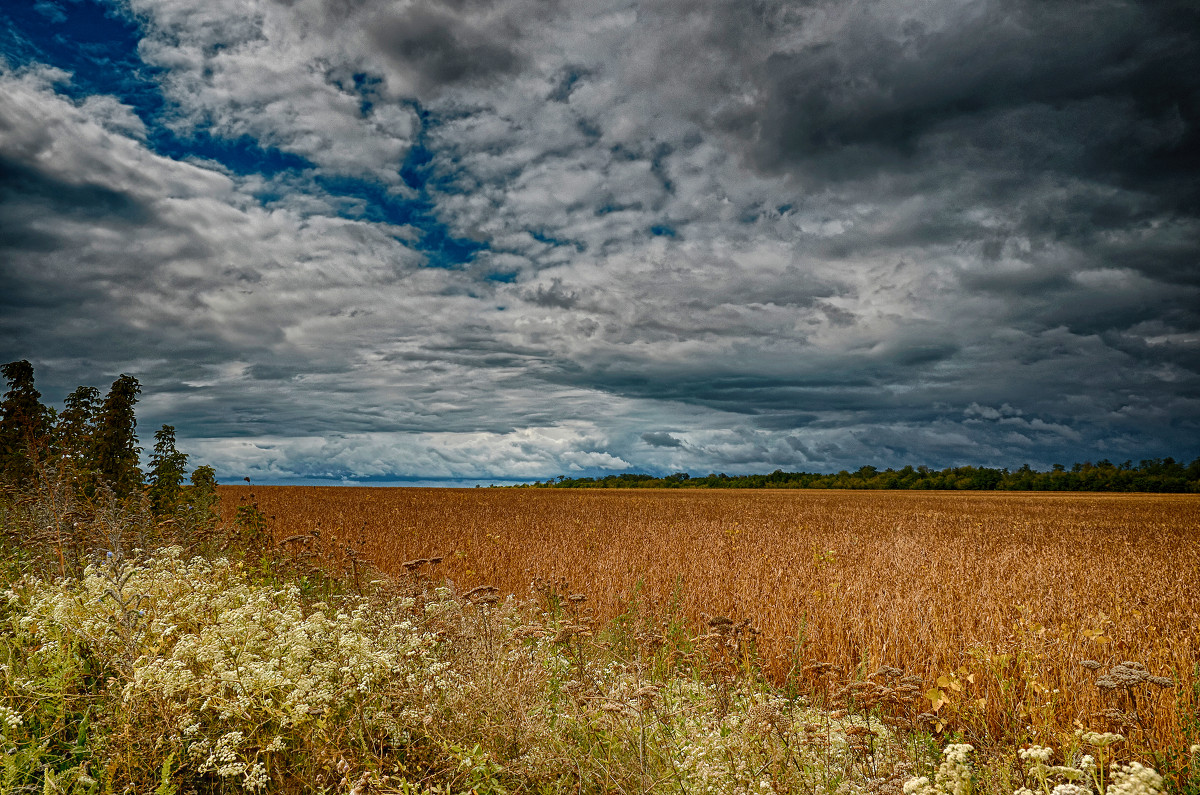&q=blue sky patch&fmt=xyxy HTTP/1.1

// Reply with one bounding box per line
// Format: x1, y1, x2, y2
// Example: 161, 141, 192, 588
2, 1, 142, 96
1, 1, 485, 269
318, 169, 486, 269
159, 132, 316, 177
1, 0, 311, 178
